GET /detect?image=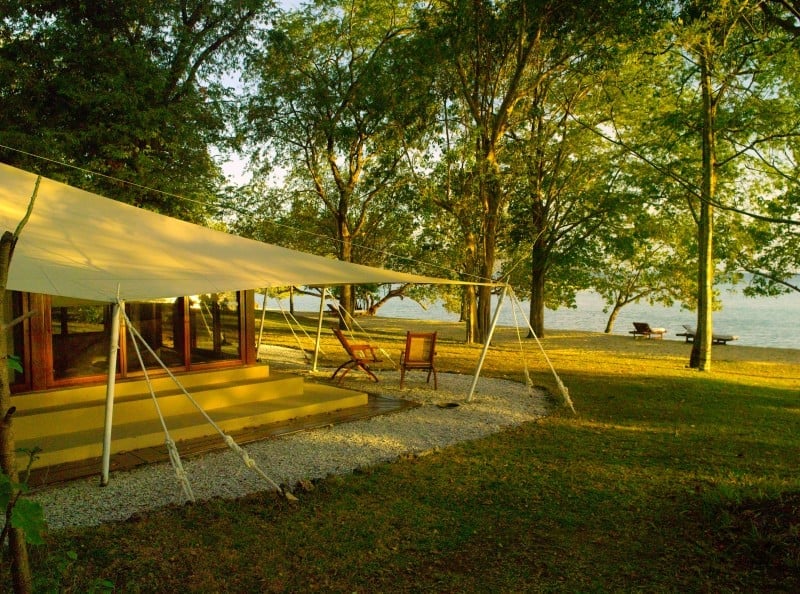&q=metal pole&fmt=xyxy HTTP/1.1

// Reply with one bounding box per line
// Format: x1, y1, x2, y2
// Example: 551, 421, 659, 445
312, 287, 327, 372
100, 300, 122, 486
467, 285, 508, 402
